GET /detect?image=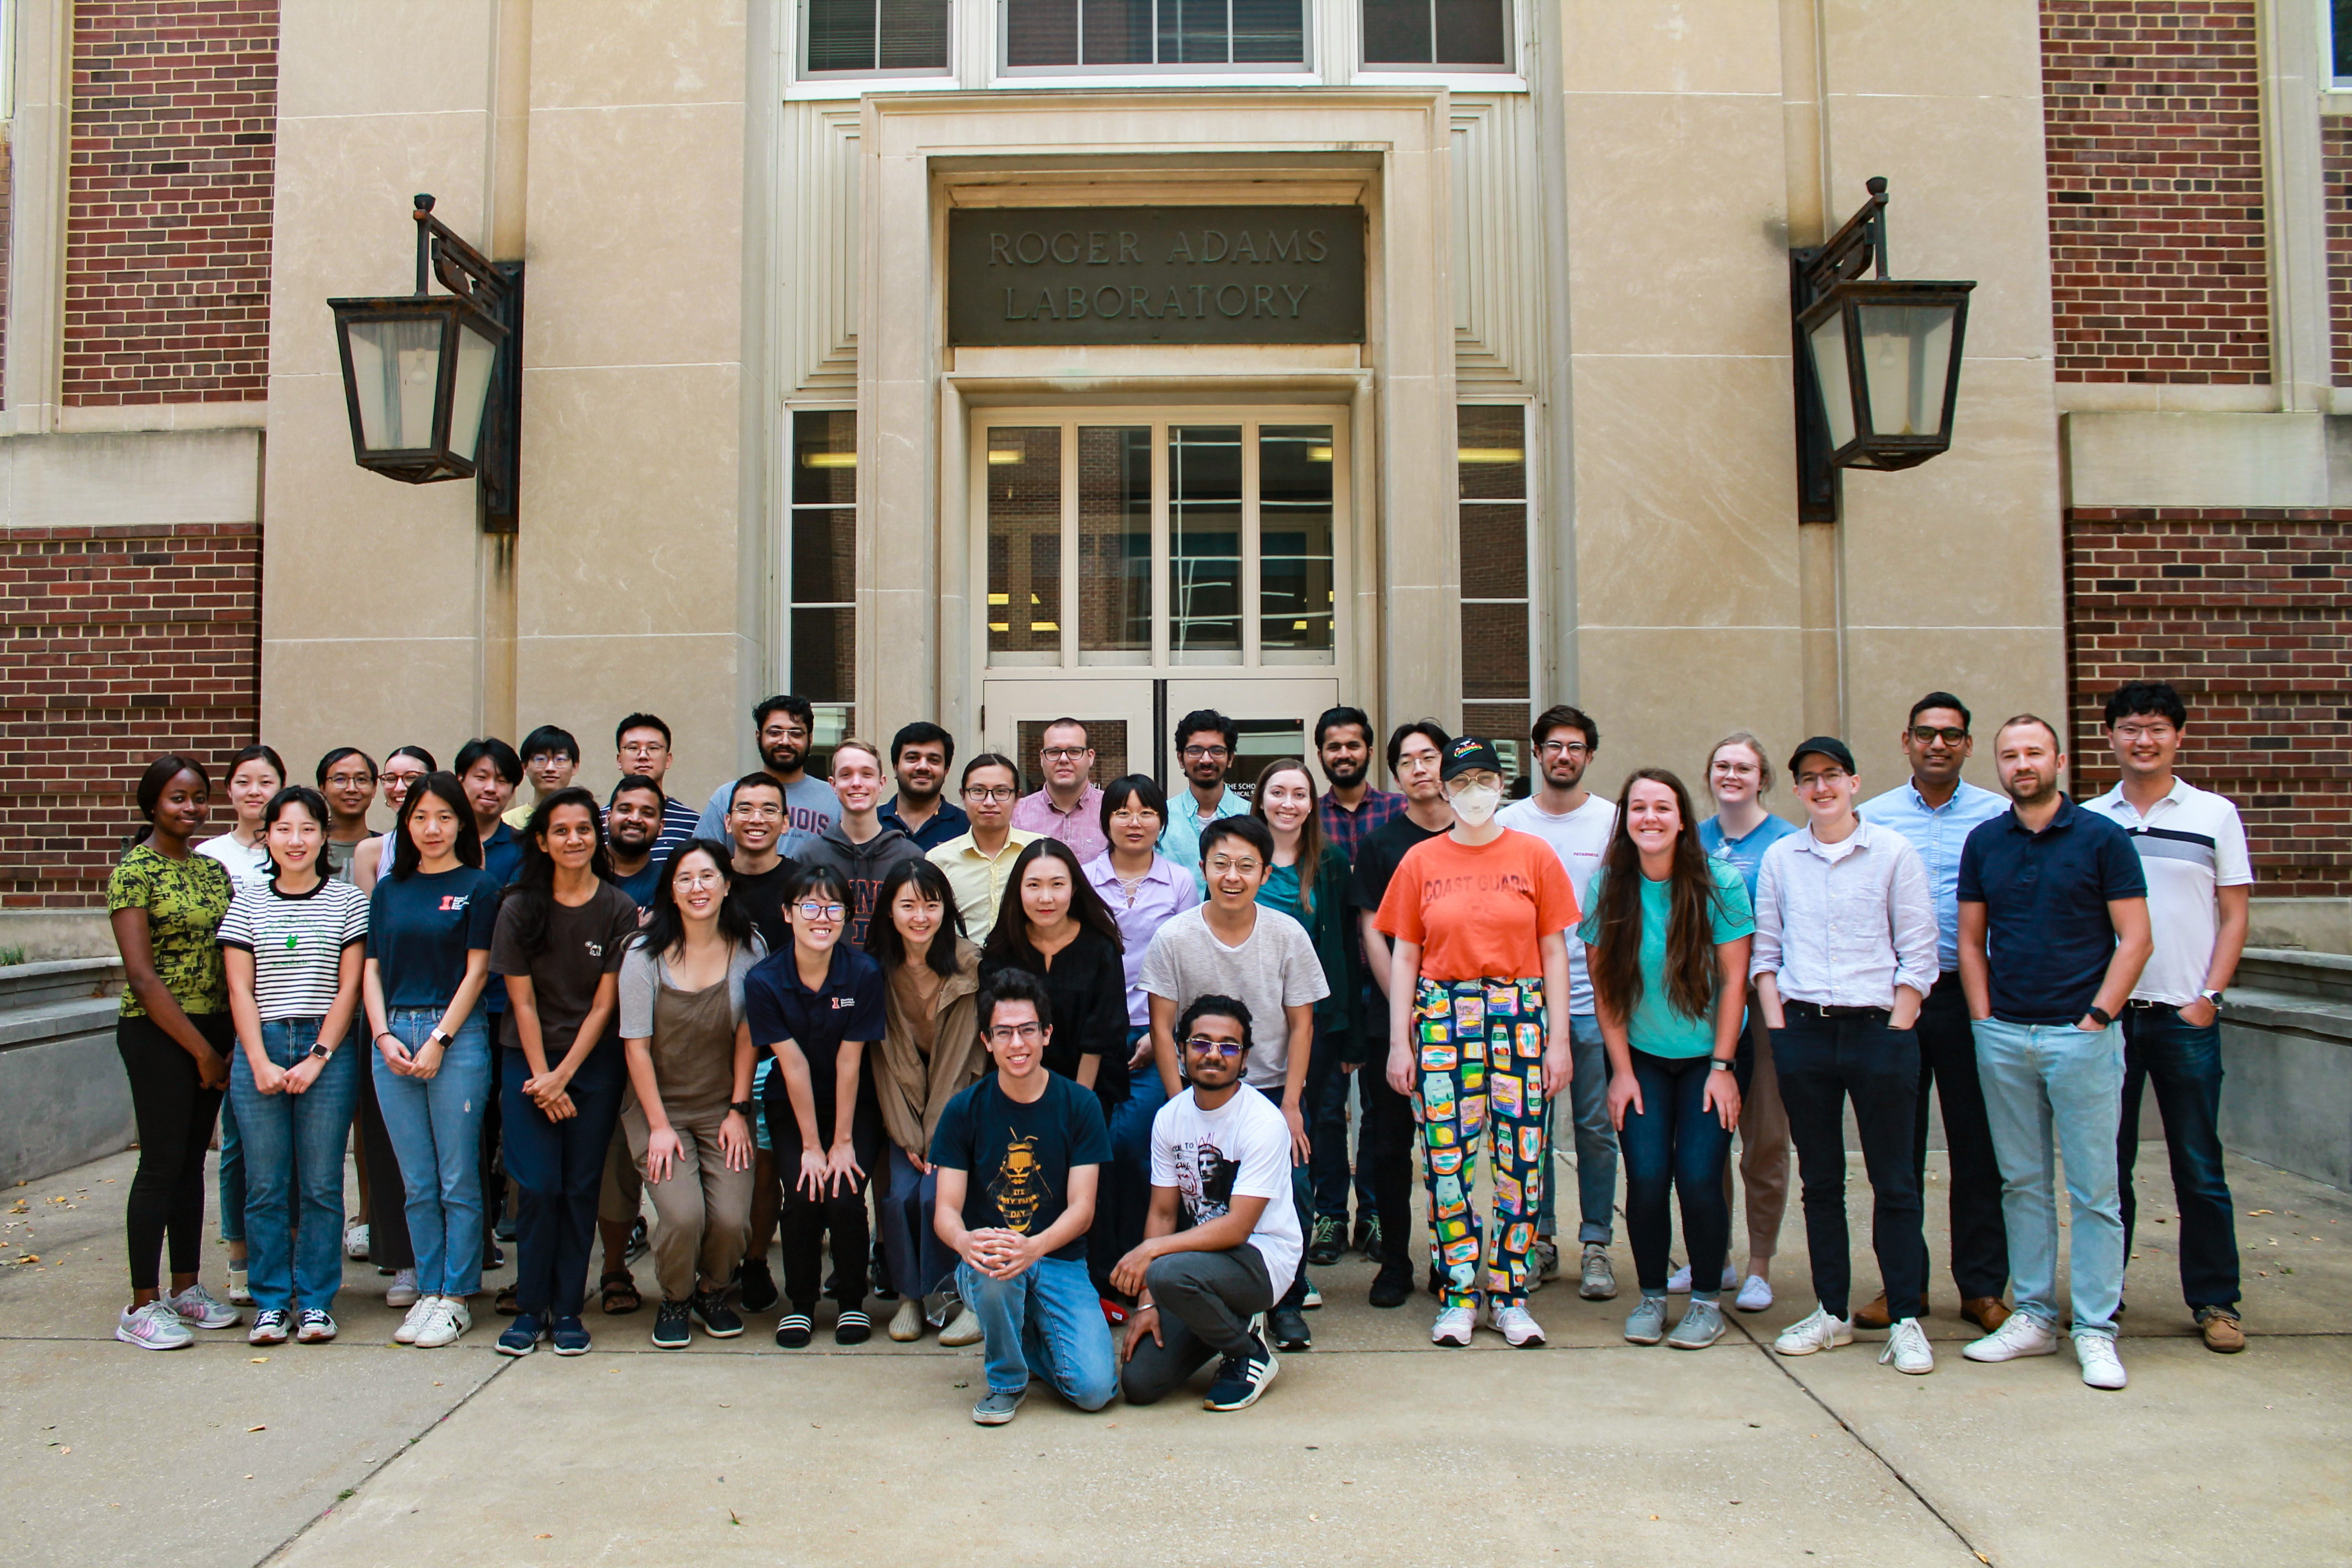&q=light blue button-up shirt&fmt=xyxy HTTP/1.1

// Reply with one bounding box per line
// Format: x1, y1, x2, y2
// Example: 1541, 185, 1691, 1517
1857, 776, 2009, 973
1156, 783, 1251, 894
